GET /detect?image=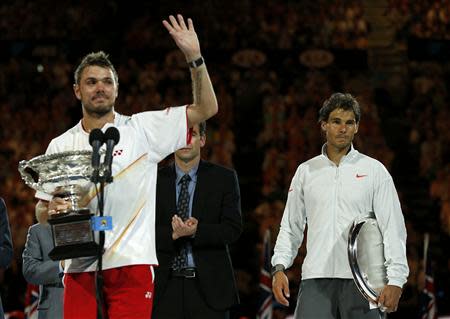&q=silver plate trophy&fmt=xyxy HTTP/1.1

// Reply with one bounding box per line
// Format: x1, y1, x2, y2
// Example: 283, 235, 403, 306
348, 212, 387, 304
19, 150, 99, 261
